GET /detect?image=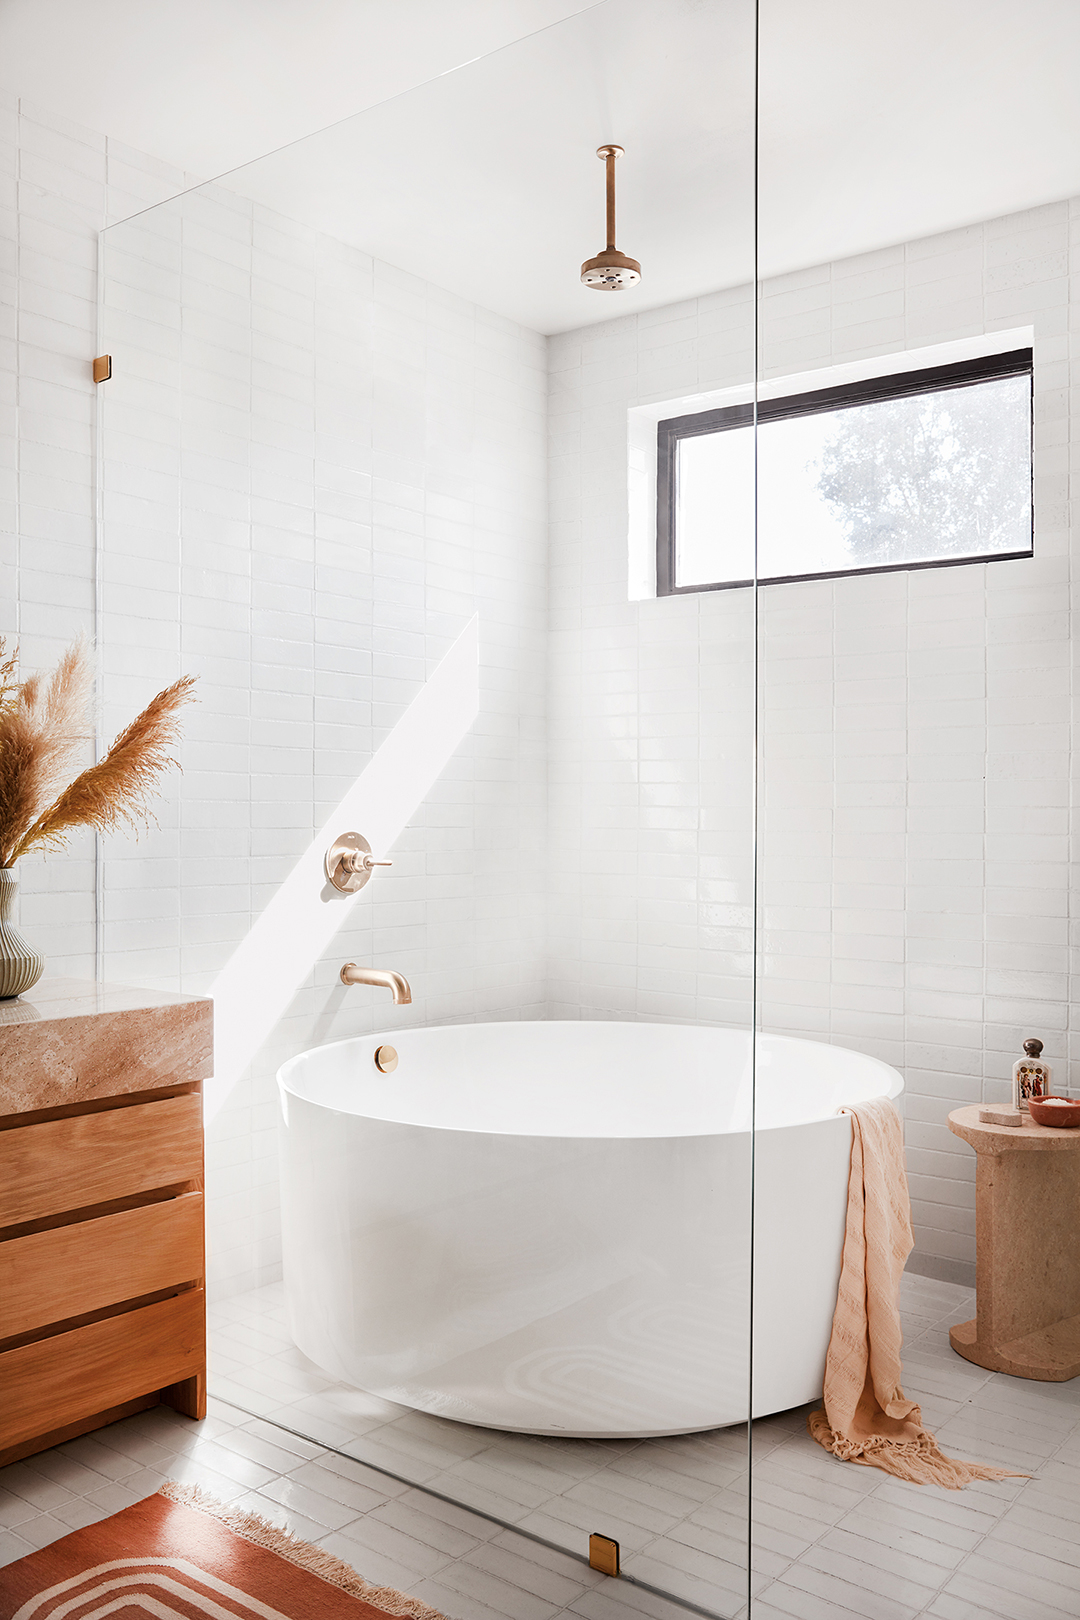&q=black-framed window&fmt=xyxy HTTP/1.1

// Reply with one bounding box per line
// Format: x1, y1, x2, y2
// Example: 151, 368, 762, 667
656, 349, 1034, 594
